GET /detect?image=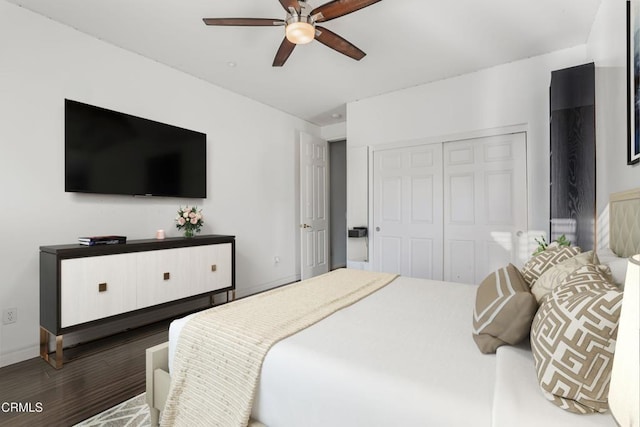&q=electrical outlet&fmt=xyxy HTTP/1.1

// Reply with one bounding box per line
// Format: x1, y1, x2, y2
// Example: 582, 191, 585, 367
2, 308, 17, 325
